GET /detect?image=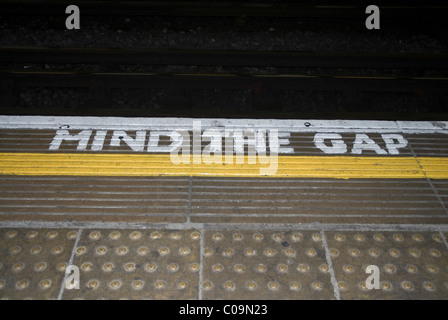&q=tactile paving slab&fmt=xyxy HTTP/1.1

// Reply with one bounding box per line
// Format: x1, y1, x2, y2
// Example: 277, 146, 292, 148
202, 230, 335, 300
0, 228, 78, 300
62, 229, 201, 300
326, 231, 448, 299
